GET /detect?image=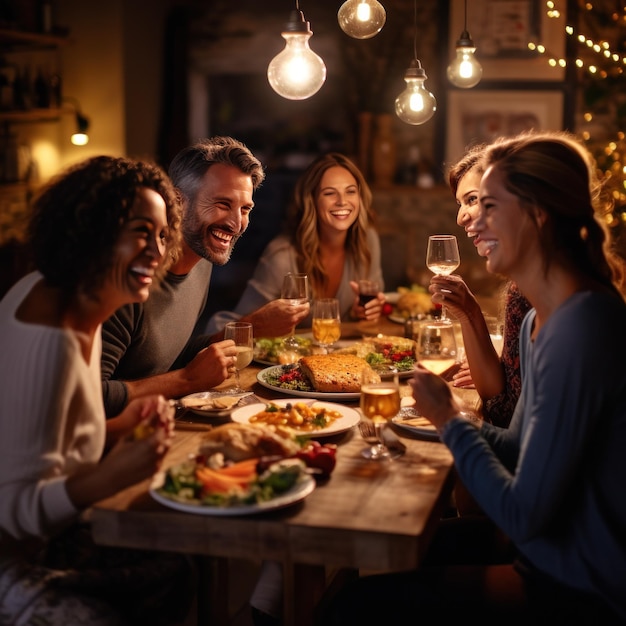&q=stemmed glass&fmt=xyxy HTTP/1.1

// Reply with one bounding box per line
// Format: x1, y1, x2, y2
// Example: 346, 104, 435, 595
223, 321, 253, 392
426, 234, 460, 321
359, 368, 401, 461
280, 273, 310, 357
311, 298, 341, 353
415, 320, 458, 377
